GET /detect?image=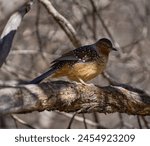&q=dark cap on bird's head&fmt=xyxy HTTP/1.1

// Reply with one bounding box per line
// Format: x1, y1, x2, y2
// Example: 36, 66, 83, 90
95, 38, 117, 52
